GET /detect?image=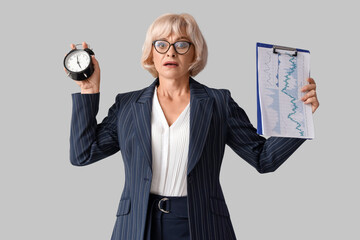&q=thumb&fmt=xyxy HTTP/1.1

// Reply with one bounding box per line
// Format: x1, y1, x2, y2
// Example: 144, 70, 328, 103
92, 55, 100, 69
